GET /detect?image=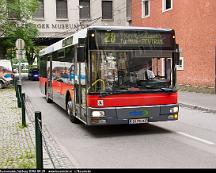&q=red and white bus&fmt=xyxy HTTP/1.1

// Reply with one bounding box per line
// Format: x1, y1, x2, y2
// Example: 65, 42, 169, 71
39, 26, 180, 125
